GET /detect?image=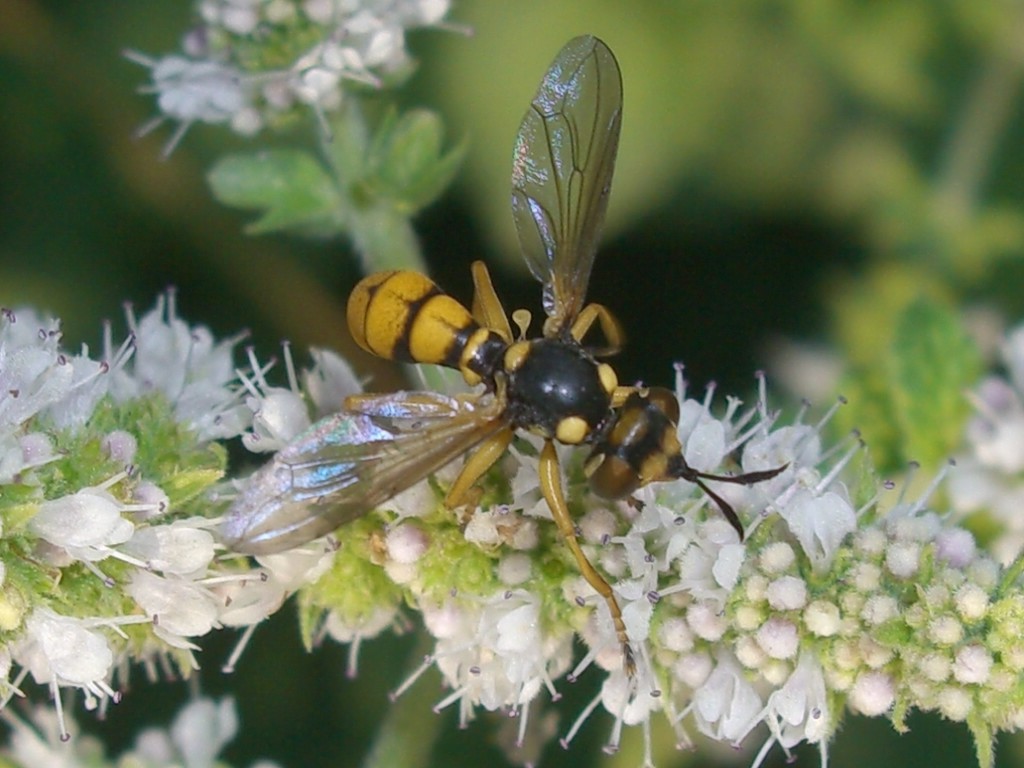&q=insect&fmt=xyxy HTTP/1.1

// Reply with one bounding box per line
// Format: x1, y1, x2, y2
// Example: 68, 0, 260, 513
223, 36, 783, 672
